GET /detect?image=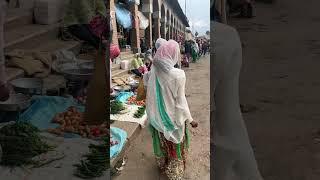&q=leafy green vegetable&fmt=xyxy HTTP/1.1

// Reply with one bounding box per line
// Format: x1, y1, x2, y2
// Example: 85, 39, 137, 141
134, 106, 146, 118
0, 122, 55, 166
74, 138, 109, 179
110, 100, 125, 114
